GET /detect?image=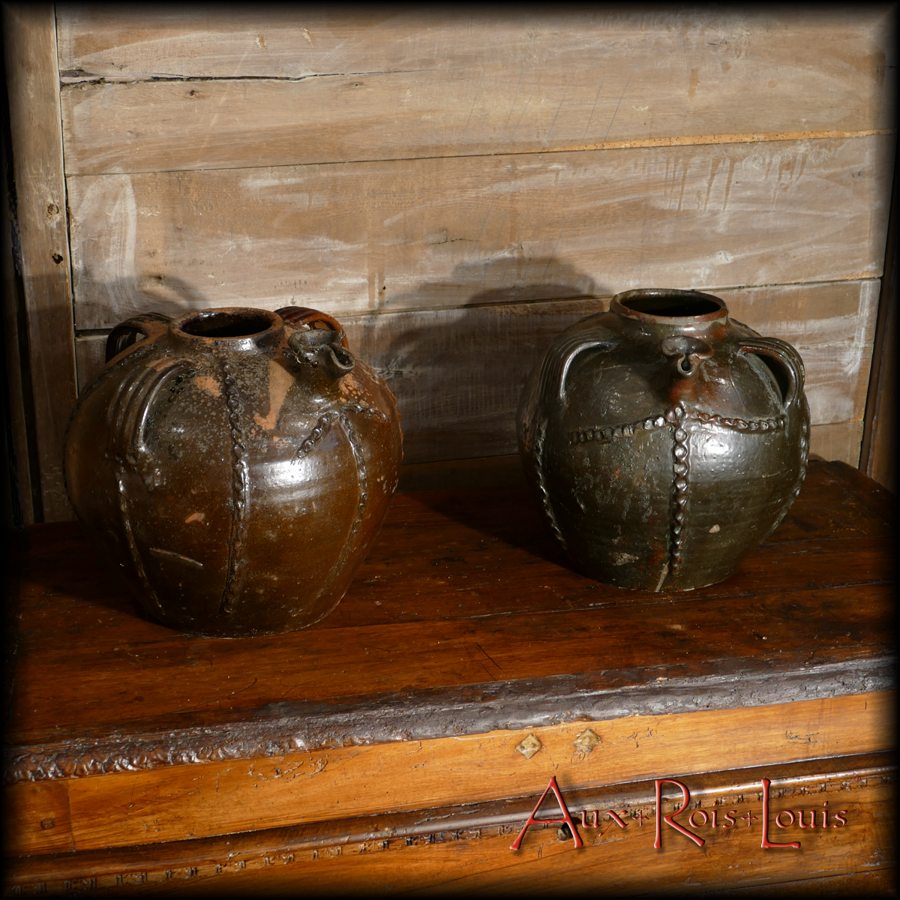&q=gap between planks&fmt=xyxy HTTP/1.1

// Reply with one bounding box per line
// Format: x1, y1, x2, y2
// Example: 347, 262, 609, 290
58, 129, 894, 179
